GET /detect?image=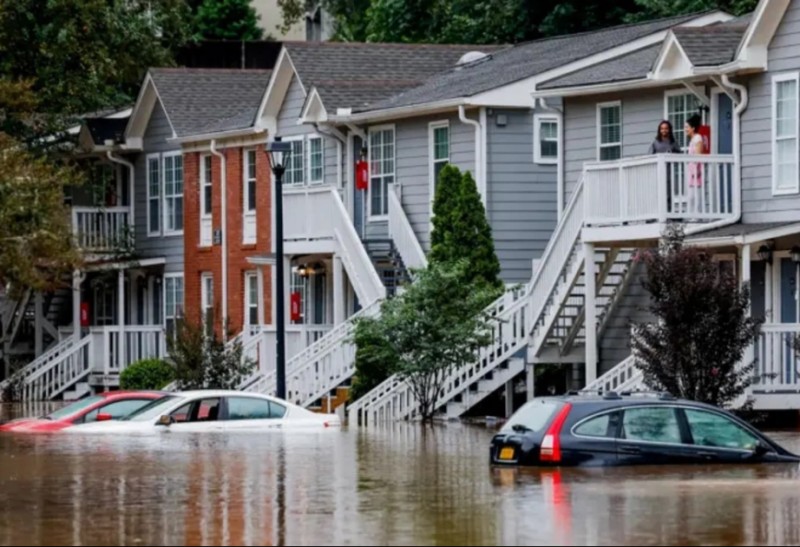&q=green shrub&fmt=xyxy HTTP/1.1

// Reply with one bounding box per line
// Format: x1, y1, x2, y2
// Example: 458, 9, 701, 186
120, 358, 175, 390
